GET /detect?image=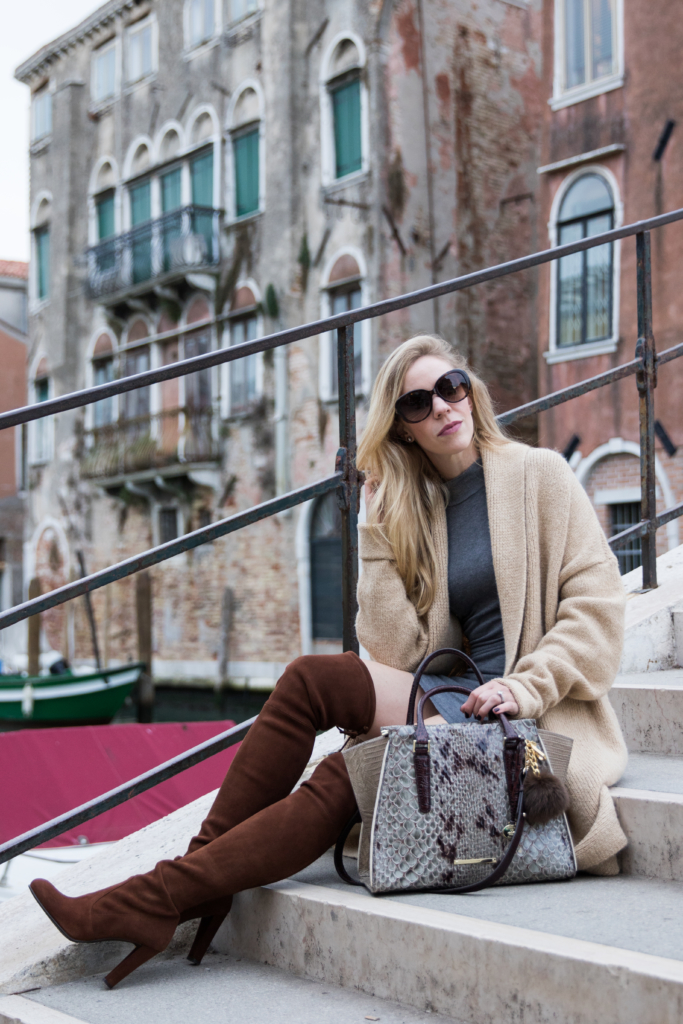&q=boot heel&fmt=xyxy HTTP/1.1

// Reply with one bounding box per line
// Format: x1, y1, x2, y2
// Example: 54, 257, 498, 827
104, 944, 157, 989
187, 913, 228, 965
